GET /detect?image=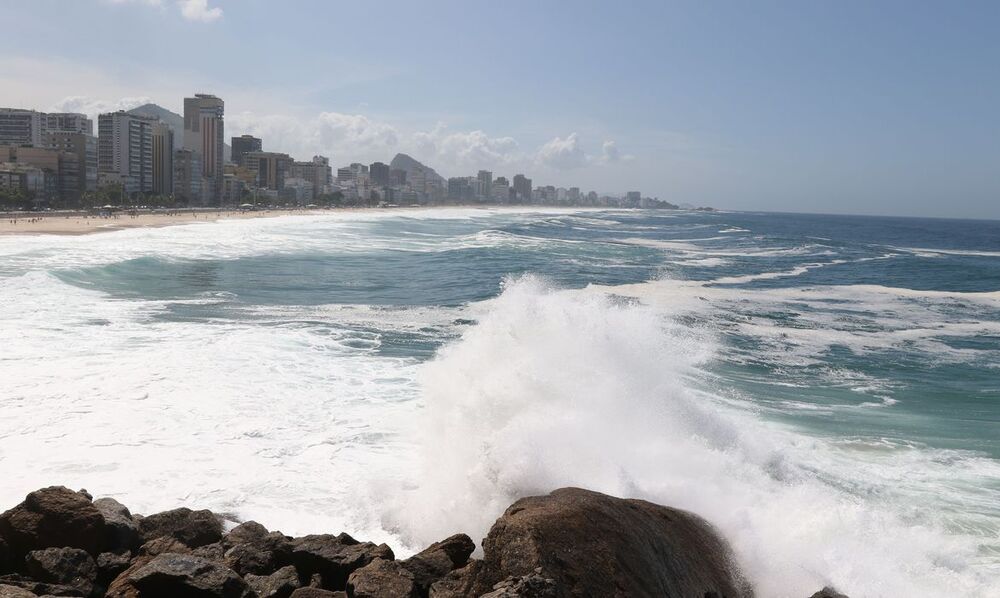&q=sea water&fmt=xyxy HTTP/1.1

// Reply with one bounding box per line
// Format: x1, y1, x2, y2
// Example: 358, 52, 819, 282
0, 208, 997, 597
